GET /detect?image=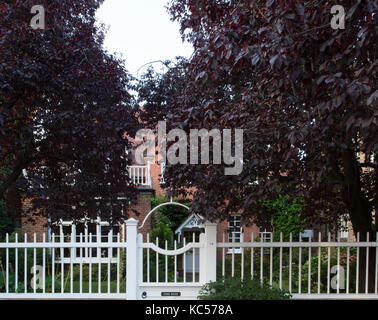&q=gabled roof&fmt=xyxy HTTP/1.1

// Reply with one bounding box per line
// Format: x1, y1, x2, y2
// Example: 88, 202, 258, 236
175, 213, 204, 234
